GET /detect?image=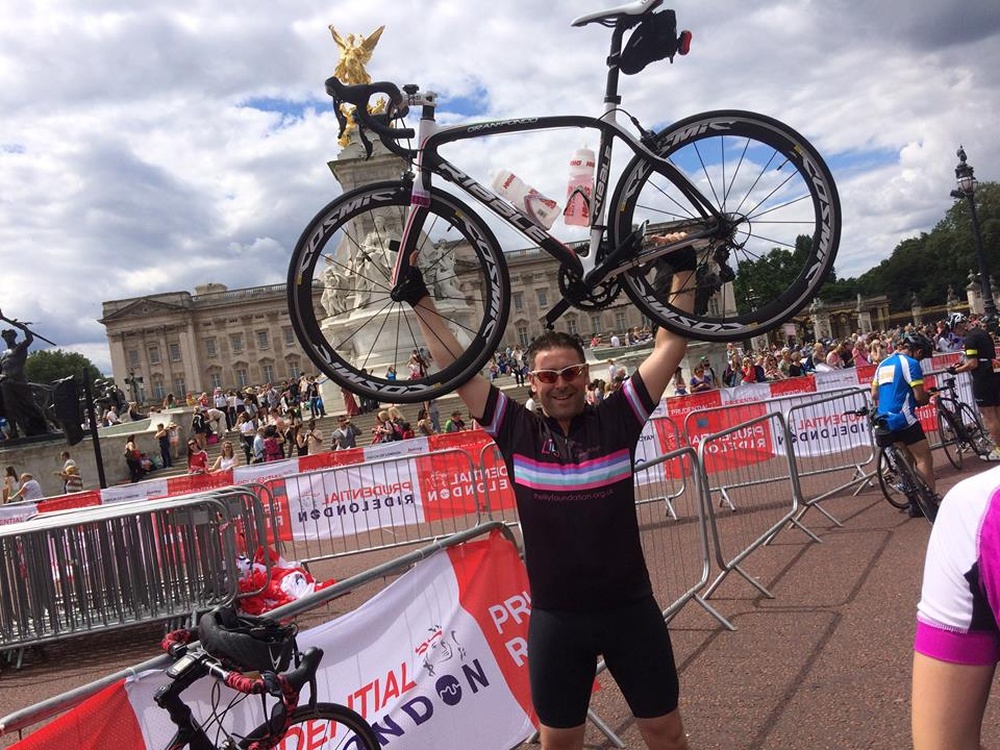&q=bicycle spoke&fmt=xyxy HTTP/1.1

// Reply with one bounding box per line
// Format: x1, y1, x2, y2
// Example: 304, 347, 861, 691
612, 111, 839, 340
288, 182, 509, 402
